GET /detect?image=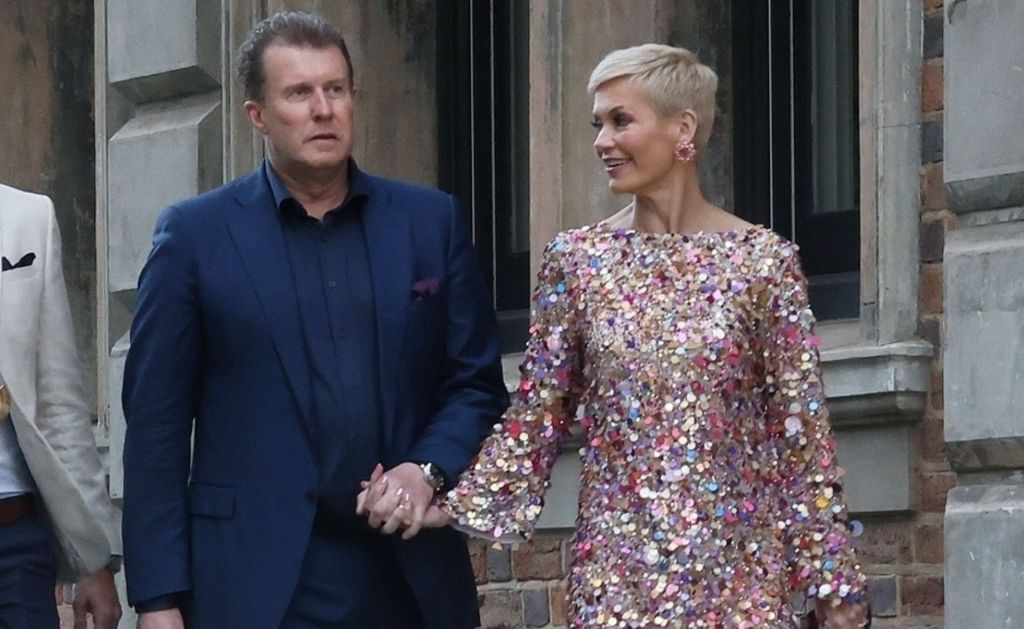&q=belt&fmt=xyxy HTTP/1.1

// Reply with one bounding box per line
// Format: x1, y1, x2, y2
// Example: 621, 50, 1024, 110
0, 493, 35, 526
